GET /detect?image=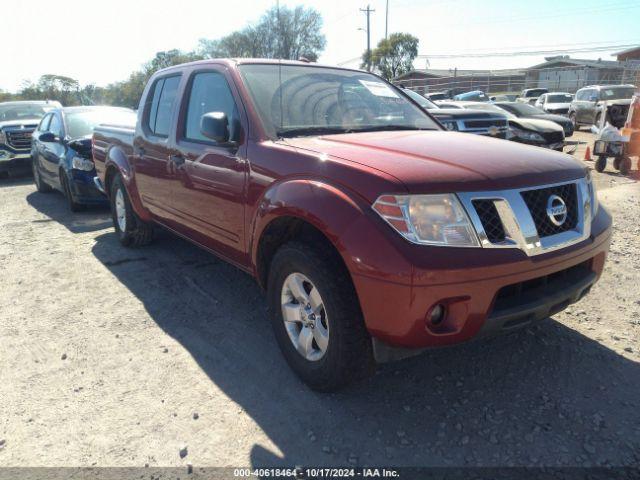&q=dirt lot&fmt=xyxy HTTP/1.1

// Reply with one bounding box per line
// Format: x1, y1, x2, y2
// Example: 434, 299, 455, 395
1, 132, 639, 469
